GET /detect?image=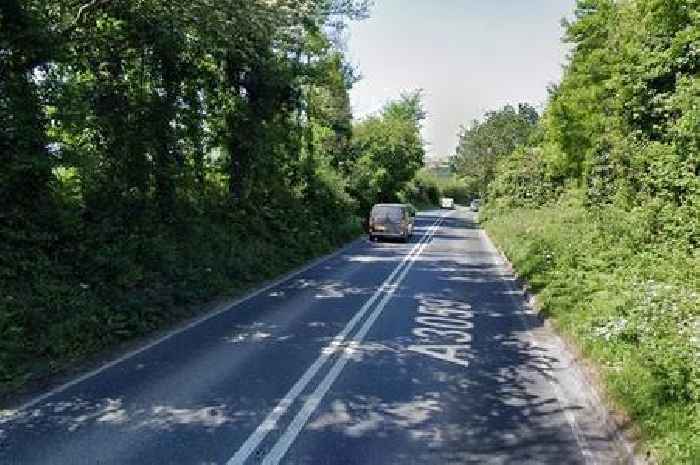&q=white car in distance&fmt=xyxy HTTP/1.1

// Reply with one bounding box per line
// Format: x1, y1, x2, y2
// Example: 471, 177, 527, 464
440, 197, 455, 209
